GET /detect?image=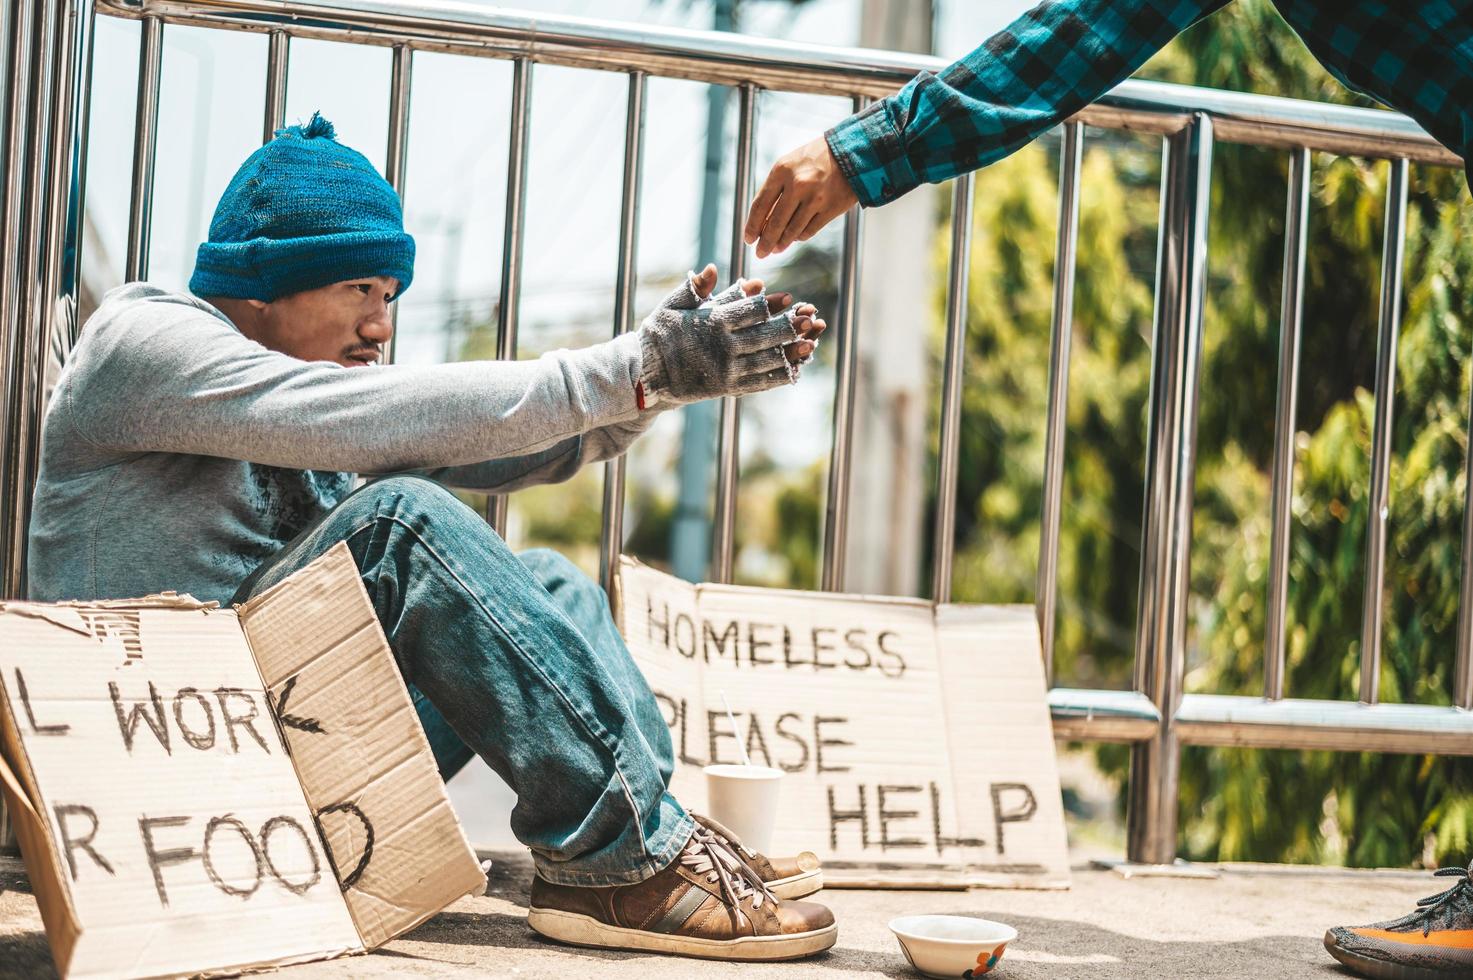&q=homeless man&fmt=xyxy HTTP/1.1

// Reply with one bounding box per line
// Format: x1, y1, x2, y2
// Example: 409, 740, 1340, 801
26, 113, 836, 961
